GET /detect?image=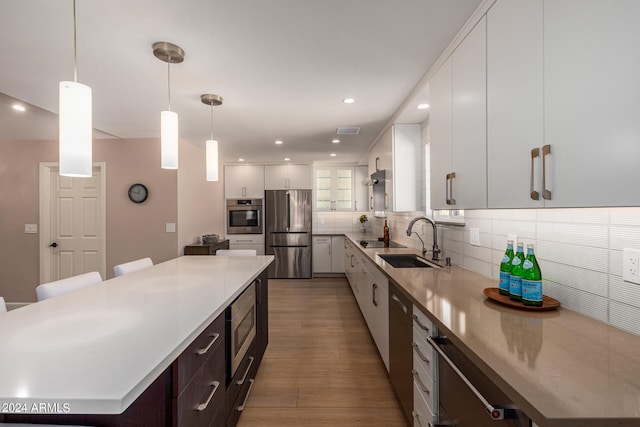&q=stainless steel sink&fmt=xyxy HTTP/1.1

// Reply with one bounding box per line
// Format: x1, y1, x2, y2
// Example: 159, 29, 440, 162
378, 254, 439, 268
358, 240, 406, 249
